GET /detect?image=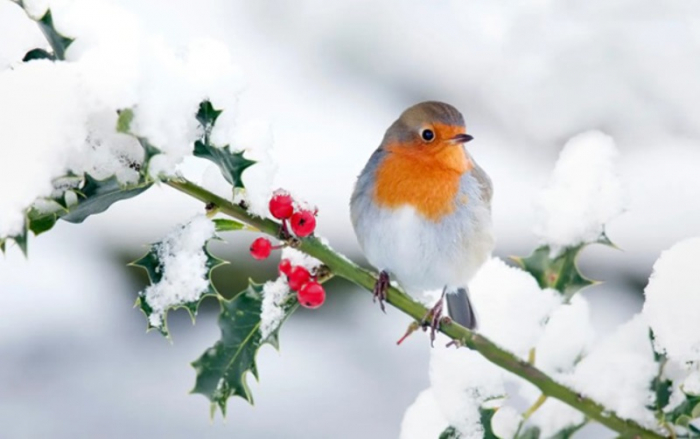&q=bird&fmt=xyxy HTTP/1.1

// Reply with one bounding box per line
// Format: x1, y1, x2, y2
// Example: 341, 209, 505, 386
350, 101, 494, 343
